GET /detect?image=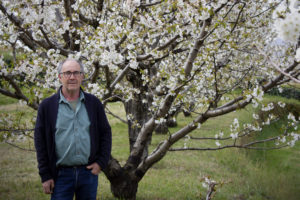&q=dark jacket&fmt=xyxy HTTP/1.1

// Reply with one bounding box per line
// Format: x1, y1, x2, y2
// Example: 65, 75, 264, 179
34, 88, 112, 183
